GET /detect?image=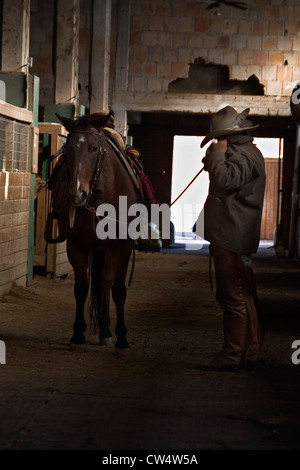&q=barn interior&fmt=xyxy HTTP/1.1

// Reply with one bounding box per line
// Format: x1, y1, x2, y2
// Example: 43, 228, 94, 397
0, 0, 300, 452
